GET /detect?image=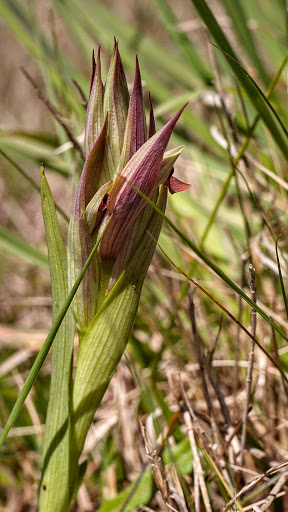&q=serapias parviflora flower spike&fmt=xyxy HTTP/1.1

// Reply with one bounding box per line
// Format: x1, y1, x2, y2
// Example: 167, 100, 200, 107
68, 43, 191, 330
40, 41, 191, 512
